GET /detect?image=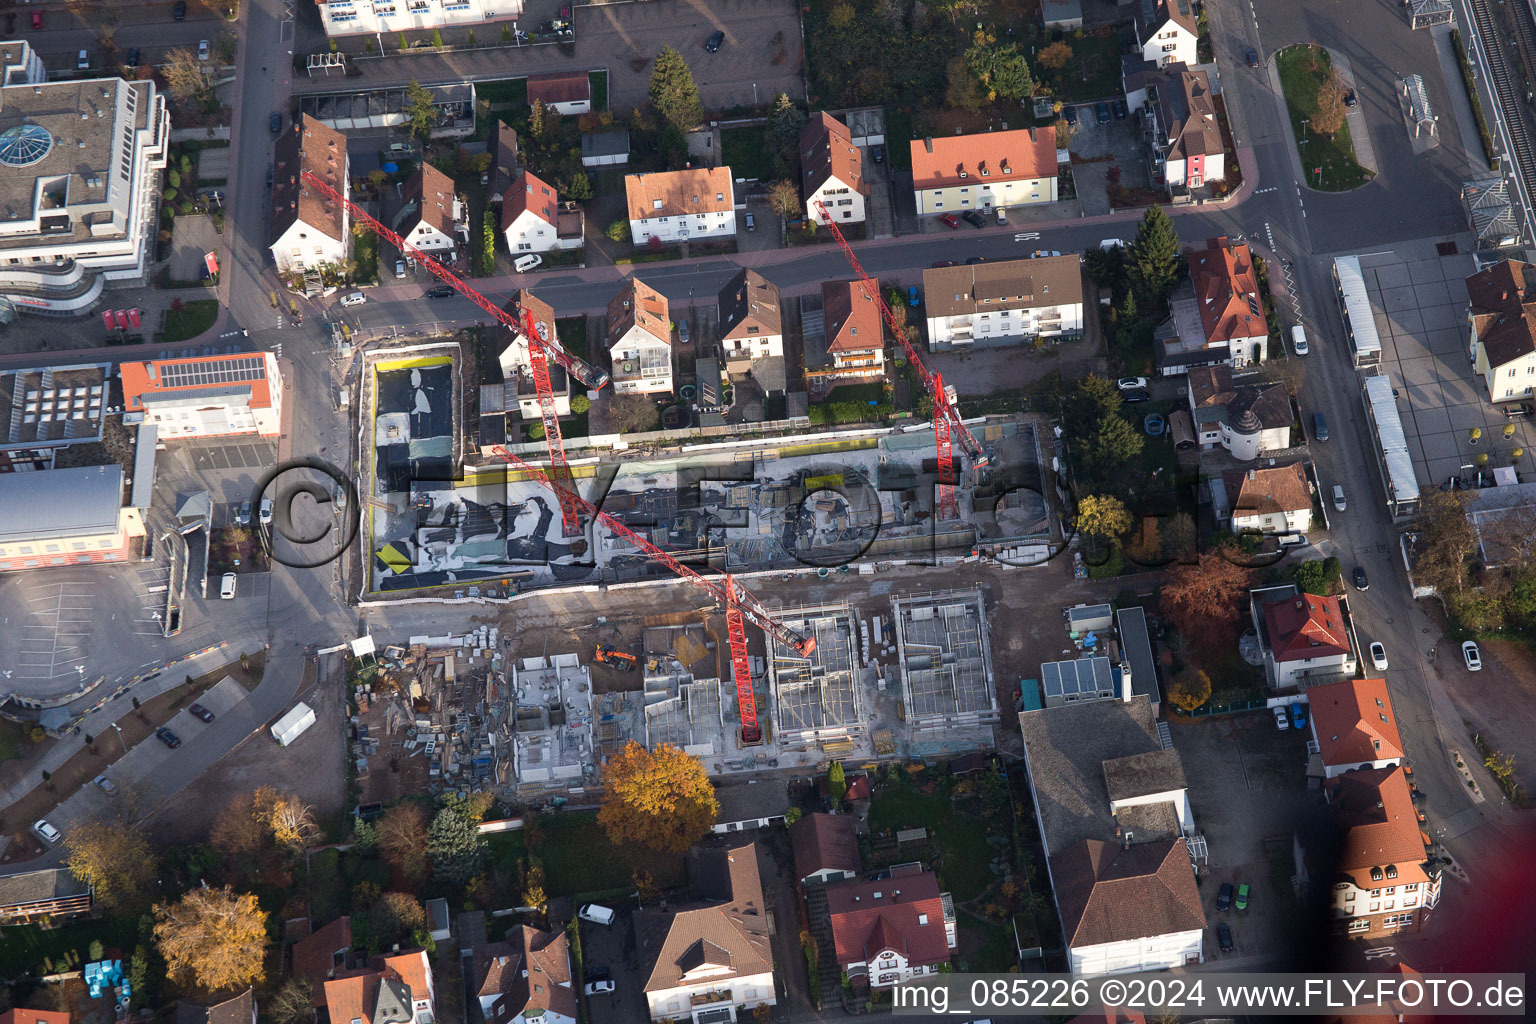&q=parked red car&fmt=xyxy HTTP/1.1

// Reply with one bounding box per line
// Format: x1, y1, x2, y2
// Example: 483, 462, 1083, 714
939, 213, 961, 229
33, 12, 43, 29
